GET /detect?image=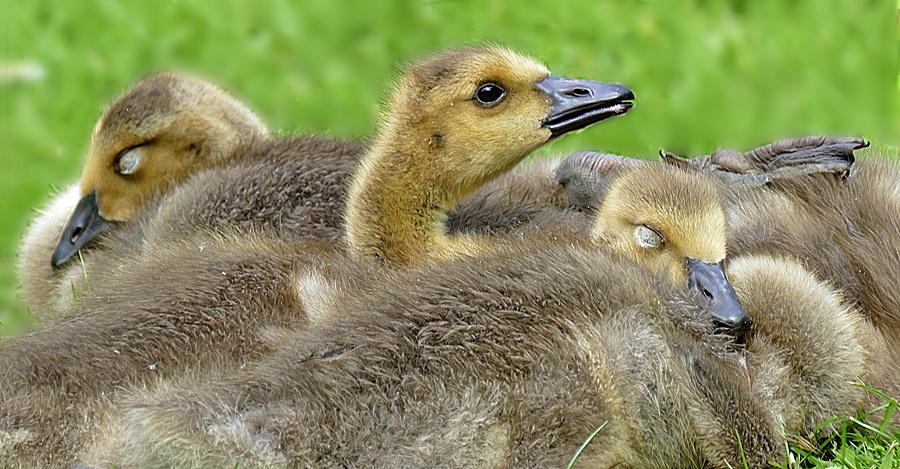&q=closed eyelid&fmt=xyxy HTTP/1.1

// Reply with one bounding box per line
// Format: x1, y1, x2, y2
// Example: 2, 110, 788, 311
645, 225, 663, 240
635, 224, 664, 247
114, 146, 144, 175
